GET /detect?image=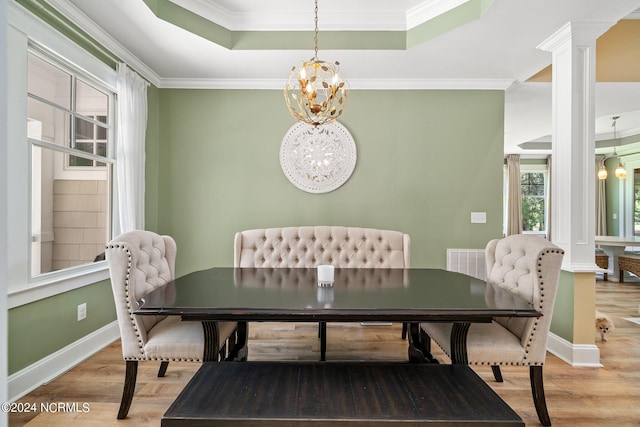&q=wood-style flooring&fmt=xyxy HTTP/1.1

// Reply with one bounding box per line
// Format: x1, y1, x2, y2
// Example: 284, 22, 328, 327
9, 277, 640, 426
